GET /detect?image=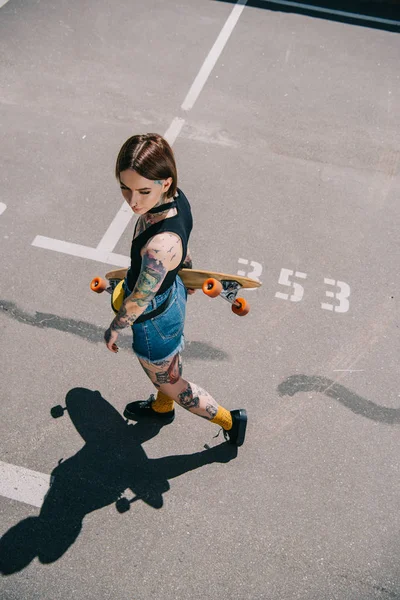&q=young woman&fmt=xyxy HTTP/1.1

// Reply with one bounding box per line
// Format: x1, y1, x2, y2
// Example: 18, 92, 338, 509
104, 133, 247, 446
